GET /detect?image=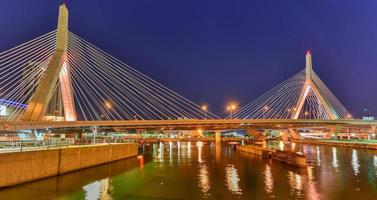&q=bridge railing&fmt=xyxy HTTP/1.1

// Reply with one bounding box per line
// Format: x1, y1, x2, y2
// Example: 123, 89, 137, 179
0, 138, 136, 153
